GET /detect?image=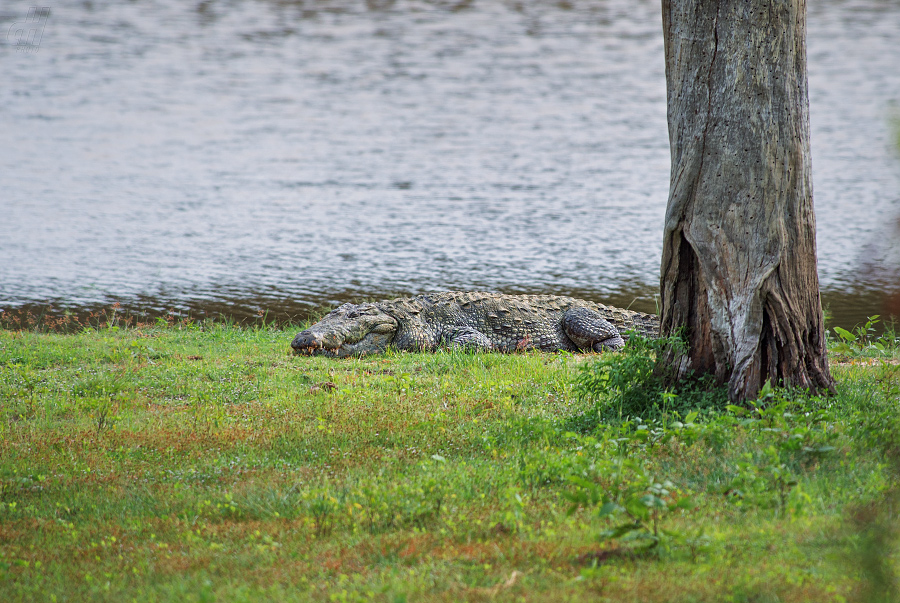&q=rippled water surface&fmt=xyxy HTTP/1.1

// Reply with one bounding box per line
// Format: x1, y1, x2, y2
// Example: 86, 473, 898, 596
2, 0, 899, 327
